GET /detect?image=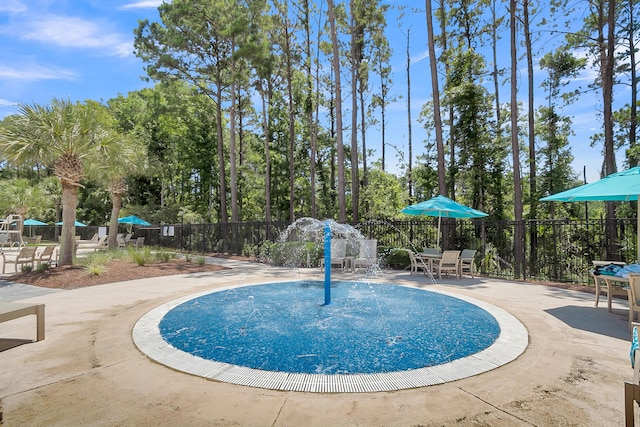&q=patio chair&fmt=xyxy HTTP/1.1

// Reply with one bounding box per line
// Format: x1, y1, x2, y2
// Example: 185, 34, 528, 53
0, 232, 9, 249
626, 321, 640, 425
434, 250, 461, 279
459, 249, 477, 277
36, 246, 57, 268
422, 247, 441, 256
80, 234, 107, 251
320, 239, 347, 272
14, 246, 37, 272
407, 249, 429, 275
628, 274, 640, 331
134, 237, 145, 248
353, 239, 377, 271
117, 234, 126, 249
